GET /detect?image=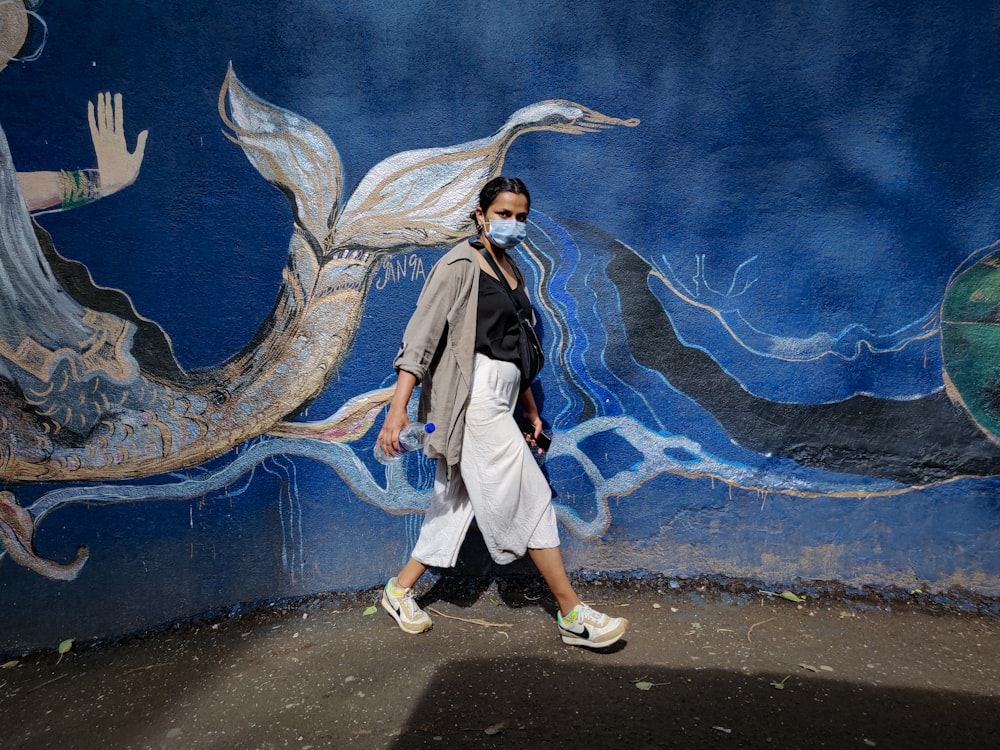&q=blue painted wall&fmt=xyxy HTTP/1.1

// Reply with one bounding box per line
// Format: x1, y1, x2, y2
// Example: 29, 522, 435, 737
2, 0, 999, 652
